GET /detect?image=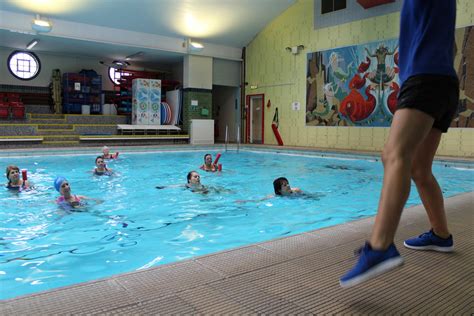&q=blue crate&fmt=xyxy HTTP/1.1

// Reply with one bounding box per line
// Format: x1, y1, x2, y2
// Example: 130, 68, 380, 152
63, 103, 82, 114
